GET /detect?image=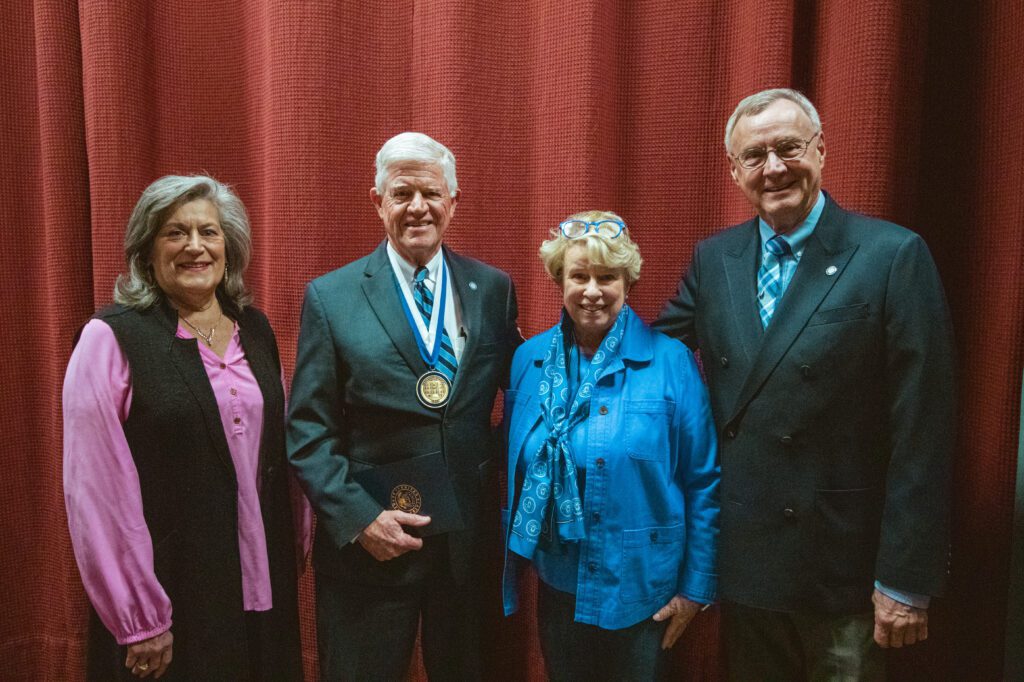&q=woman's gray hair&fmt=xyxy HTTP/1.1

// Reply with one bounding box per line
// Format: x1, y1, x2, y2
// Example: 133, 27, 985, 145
539, 210, 642, 286
114, 175, 253, 310
374, 132, 458, 197
724, 88, 822, 149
